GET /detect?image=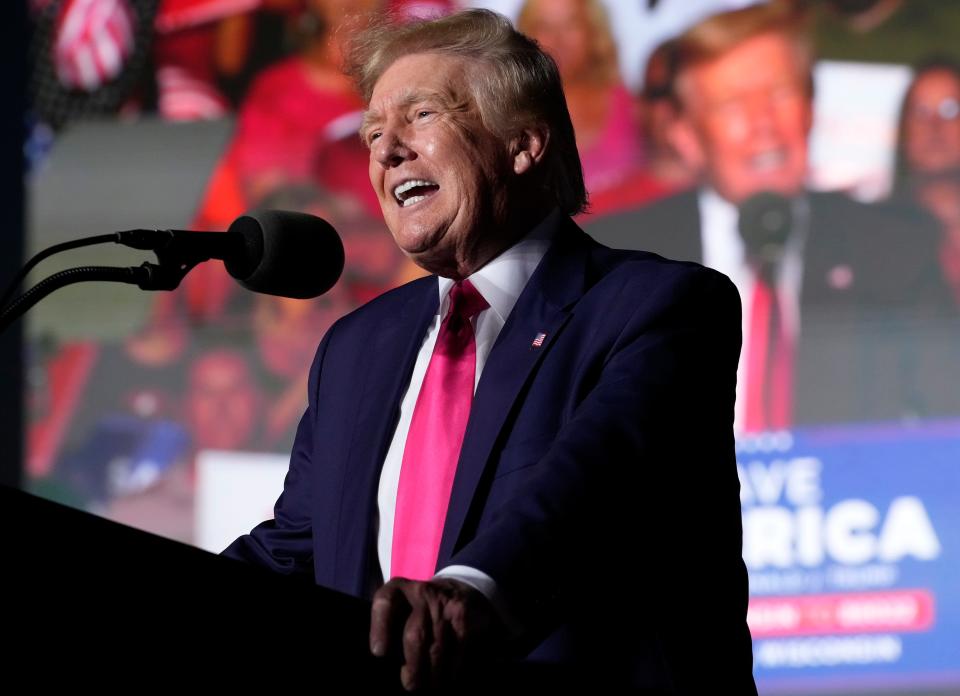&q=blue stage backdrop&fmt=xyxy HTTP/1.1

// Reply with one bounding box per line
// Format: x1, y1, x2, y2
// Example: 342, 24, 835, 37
741, 421, 960, 693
